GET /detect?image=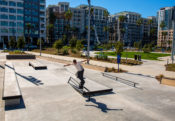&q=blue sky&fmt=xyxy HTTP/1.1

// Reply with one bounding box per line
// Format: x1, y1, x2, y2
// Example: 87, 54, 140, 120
46, 0, 174, 18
